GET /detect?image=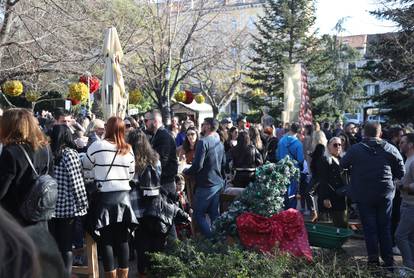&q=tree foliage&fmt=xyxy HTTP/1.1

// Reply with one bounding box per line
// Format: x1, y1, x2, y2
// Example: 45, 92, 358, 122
0, 0, 147, 110
244, 0, 318, 118
367, 0, 414, 123
308, 33, 365, 122
193, 28, 248, 118
127, 0, 230, 122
